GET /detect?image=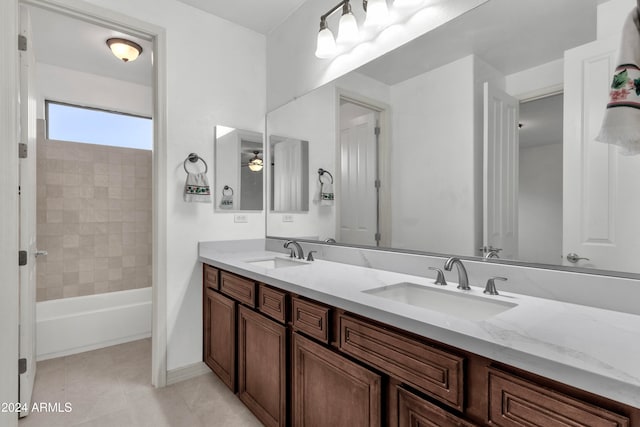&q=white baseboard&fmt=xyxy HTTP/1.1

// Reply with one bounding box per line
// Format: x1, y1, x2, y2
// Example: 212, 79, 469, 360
166, 361, 211, 385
